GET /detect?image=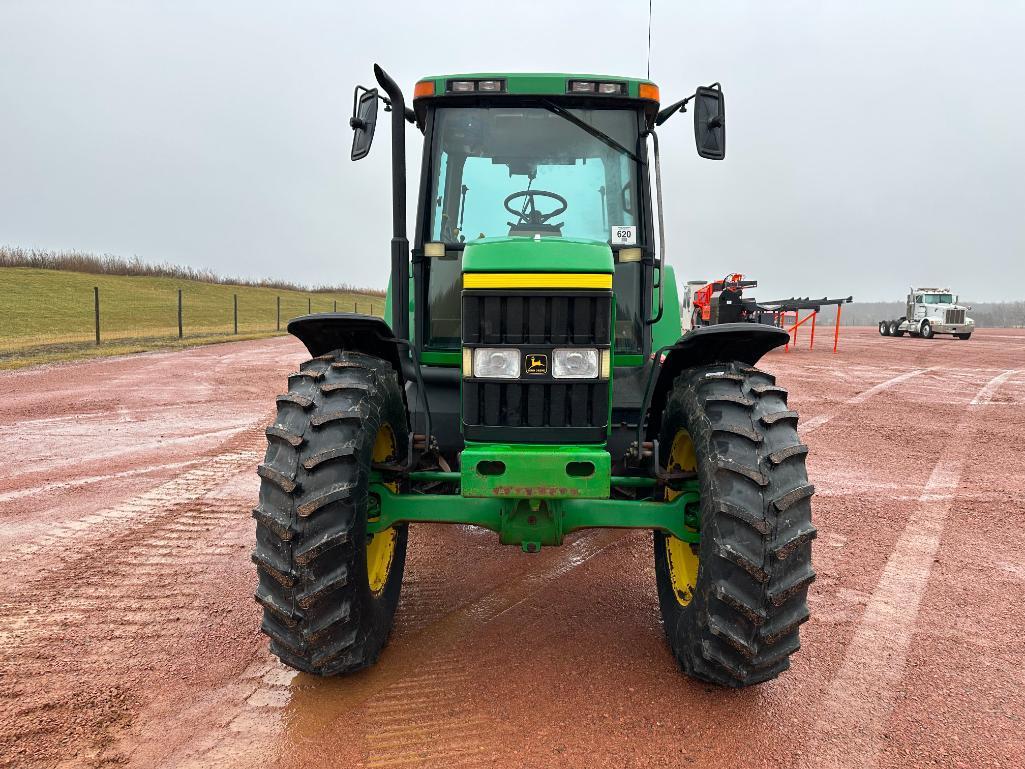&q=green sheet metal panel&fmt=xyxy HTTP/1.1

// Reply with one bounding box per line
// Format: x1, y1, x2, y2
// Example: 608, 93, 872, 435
460, 443, 611, 499
461, 237, 614, 274
651, 264, 684, 350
